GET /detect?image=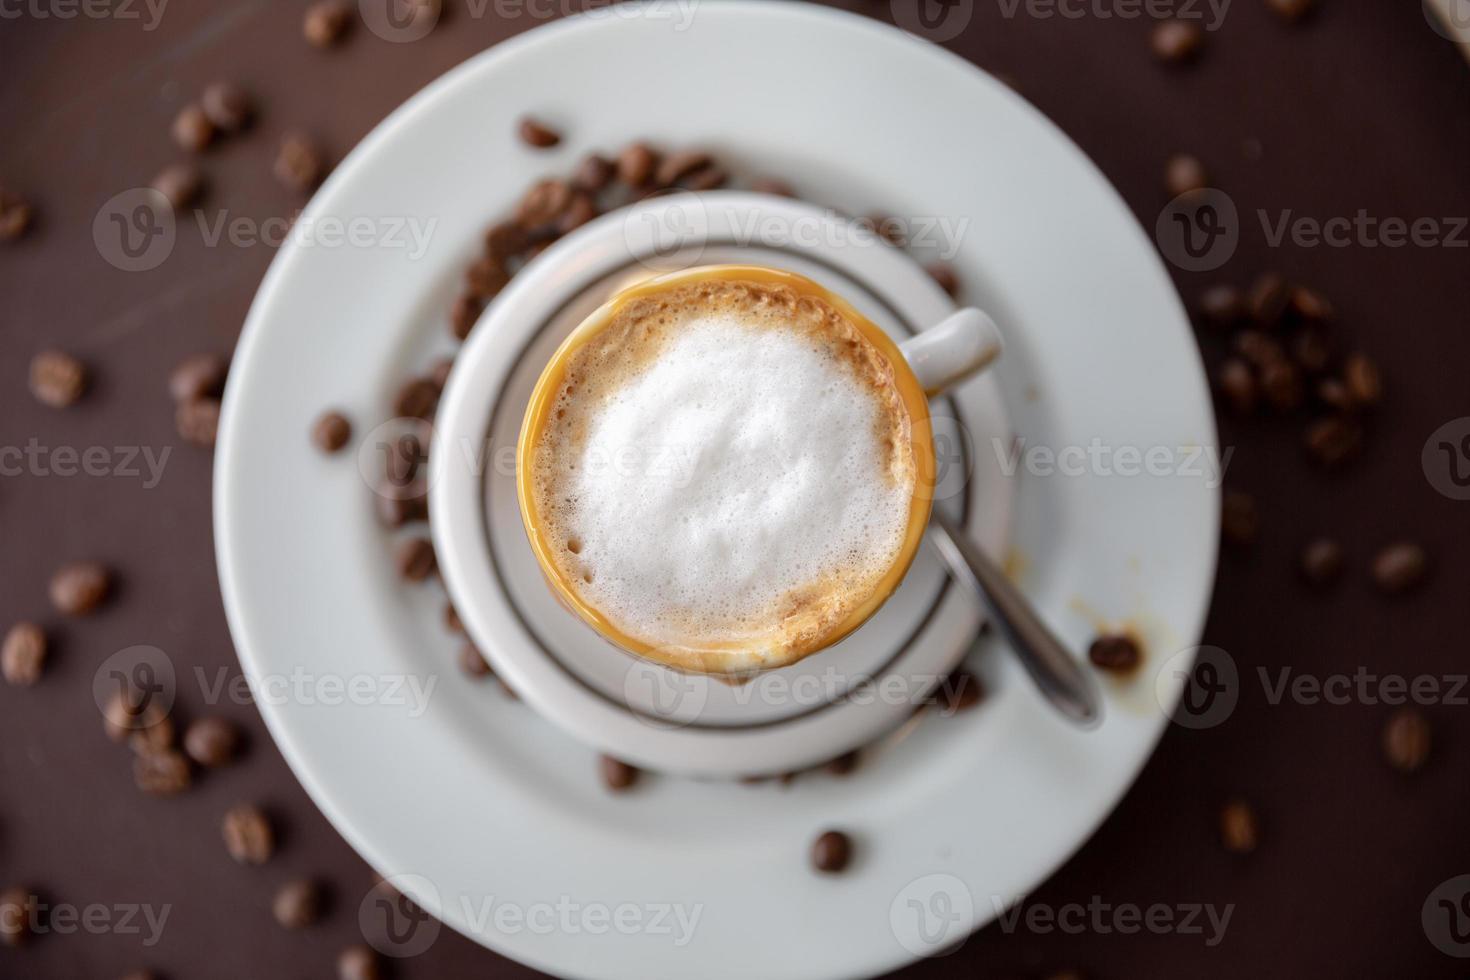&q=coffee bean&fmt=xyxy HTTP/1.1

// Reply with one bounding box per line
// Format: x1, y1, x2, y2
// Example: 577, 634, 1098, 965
201, 81, 254, 133
393, 378, 439, 420
515, 178, 572, 228
0, 887, 36, 946
311, 411, 352, 453
338, 944, 381, 980
1087, 633, 1141, 673
1288, 285, 1333, 323
681, 165, 728, 191
1266, 0, 1313, 21
1, 622, 46, 687
0, 188, 33, 241
1217, 358, 1256, 415
129, 711, 176, 755
376, 486, 427, 527
1198, 284, 1244, 329
133, 749, 191, 796
1342, 352, 1382, 407
824, 750, 860, 776
750, 177, 796, 198
1247, 272, 1291, 327
103, 690, 146, 743
1298, 537, 1343, 586
1303, 415, 1361, 467
1371, 541, 1427, 594
1289, 325, 1332, 374
444, 601, 464, 635
304, 0, 350, 47
1315, 377, 1353, 413
275, 133, 326, 192
395, 537, 437, 582
1233, 329, 1286, 368
151, 163, 205, 211
863, 214, 907, 247
49, 561, 112, 616
557, 192, 598, 235
384, 432, 422, 487
571, 154, 614, 193
1382, 708, 1430, 772
172, 103, 215, 153
599, 755, 638, 792
458, 643, 492, 678
29, 350, 87, 408
615, 143, 658, 187
654, 149, 712, 188
811, 830, 853, 873
925, 262, 960, 298
1221, 490, 1259, 546
936, 669, 984, 712
1151, 19, 1202, 63
464, 256, 509, 301
517, 116, 561, 148
222, 804, 274, 864
1259, 358, 1303, 411
1219, 799, 1258, 854
1164, 154, 1207, 197
484, 220, 528, 262
176, 396, 222, 447
184, 717, 241, 768
169, 352, 228, 402
273, 878, 323, 929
